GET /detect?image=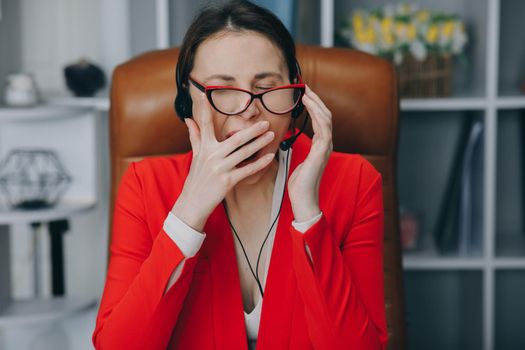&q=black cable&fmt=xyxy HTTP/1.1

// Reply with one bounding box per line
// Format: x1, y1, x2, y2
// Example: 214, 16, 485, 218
223, 137, 292, 298
254, 148, 289, 293
224, 201, 265, 296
